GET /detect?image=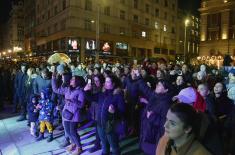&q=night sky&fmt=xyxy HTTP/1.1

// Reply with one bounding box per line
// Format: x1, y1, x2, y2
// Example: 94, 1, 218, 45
0, 0, 202, 23
178, 0, 202, 15
0, 0, 12, 23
